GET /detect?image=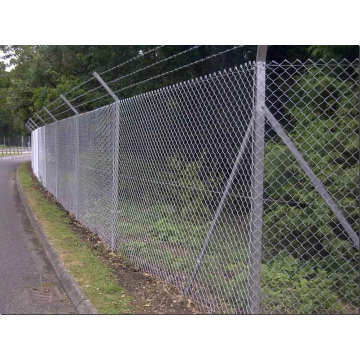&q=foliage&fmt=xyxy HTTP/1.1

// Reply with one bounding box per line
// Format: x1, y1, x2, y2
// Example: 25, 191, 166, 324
0, 45, 256, 135
264, 65, 359, 254
261, 251, 351, 314
263, 61, 359, 309
1, 45, 357, 136
169, 155, 216, 220
6, 45, 359, 313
